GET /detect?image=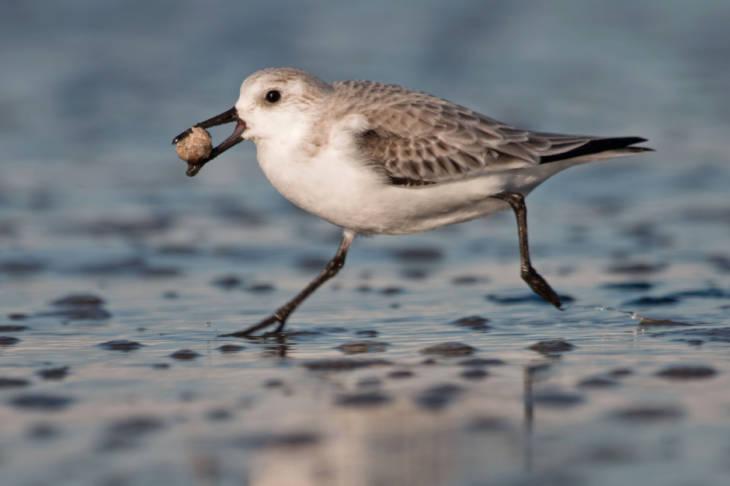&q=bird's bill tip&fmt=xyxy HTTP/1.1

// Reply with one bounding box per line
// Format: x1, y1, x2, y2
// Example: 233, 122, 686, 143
174, 107, 247, 177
